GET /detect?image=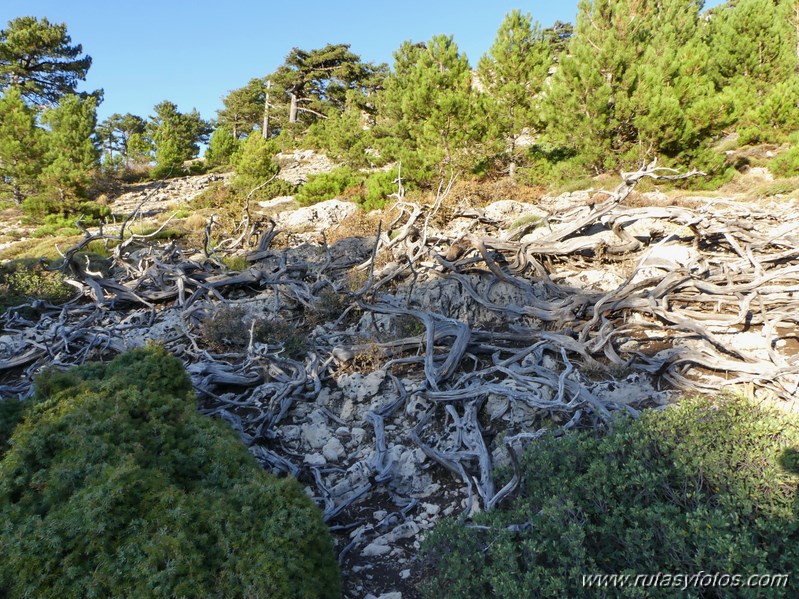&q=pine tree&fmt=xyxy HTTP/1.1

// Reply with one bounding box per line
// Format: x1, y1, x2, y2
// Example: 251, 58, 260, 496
96, 112, 145, 169
708, 0, 799, 140
376, 35, 485, 183
39, 93, 98, 207
125, 132, 152, 171
267, 44, 386, 134
543, 0, 721, 173
147, 100, 211, 177
217, 78, 265, 139
0, 17, 92, 104
231, 134, 278, 191
0, 88, 44, 203
477, 10, 552, 179
205, 125, 239, 167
